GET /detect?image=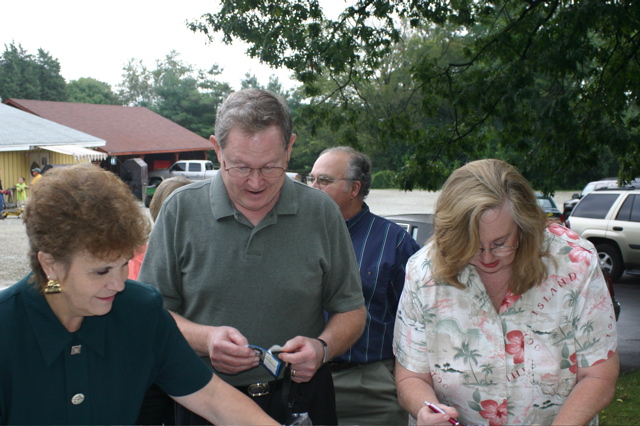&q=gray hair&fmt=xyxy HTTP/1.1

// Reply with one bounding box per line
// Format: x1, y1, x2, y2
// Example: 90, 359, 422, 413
215, 88, 292, 150
321, 146, 372, 198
